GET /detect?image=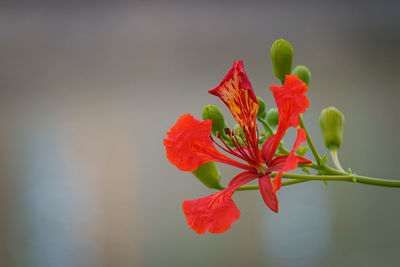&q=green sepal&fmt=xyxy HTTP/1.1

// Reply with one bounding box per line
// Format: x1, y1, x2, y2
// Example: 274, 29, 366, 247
192, 162, 223, 190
